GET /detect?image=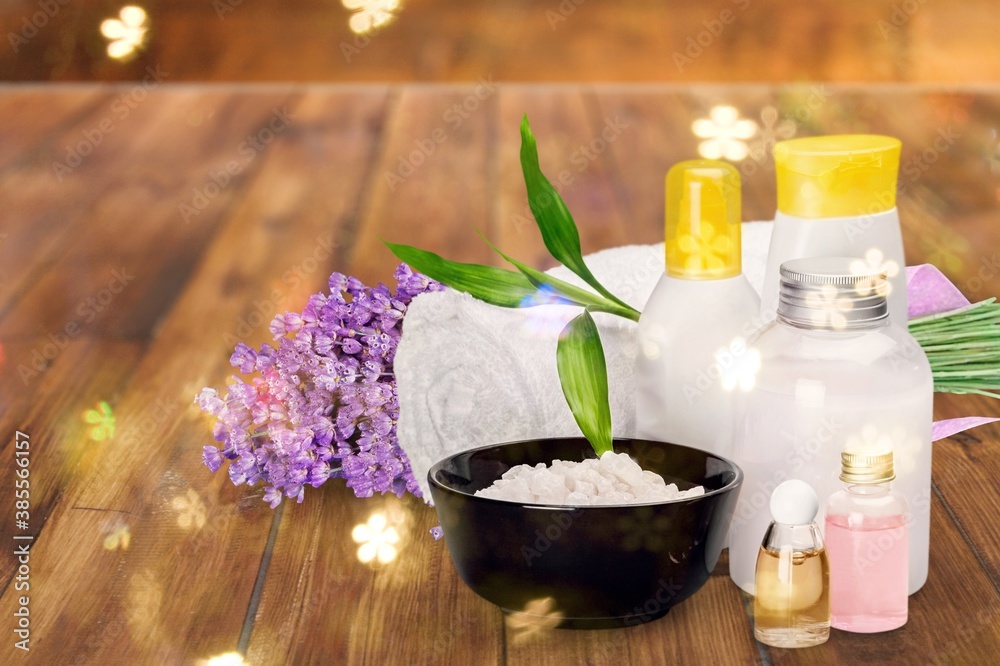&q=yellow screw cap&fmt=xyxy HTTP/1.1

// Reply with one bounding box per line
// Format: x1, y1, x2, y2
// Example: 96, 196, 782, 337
665, 160, 741, 279
774, 135, 901, 219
